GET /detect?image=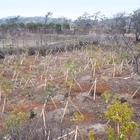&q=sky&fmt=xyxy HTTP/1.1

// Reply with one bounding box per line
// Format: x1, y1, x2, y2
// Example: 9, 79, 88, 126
0, 0, 140, 20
